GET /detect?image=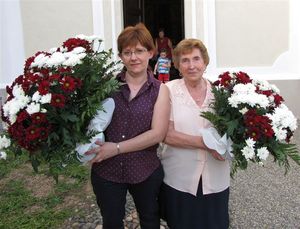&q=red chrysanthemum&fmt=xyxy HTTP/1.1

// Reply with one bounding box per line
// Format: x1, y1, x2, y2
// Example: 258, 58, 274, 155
63, 38, 91, 52
219, 72, 232, 87
236, 71, 252, 84
273, 94, 284, 106
25, 125, 41, 141
60, 76, 76, 92
17, 110, 30, 123
31, 113, 47, 124
38, 80, 50, 95
51, 94, 66, 108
